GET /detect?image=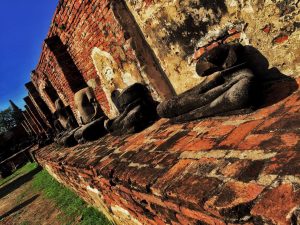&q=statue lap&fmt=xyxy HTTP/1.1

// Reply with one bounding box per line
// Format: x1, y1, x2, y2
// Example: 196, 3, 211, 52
157, 43, 256, 122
